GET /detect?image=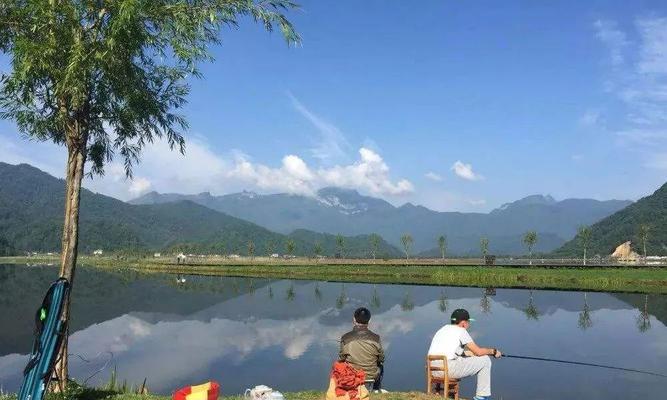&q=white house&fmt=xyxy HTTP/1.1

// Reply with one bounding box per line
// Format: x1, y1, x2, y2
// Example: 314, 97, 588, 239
93, 249, 103, 256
